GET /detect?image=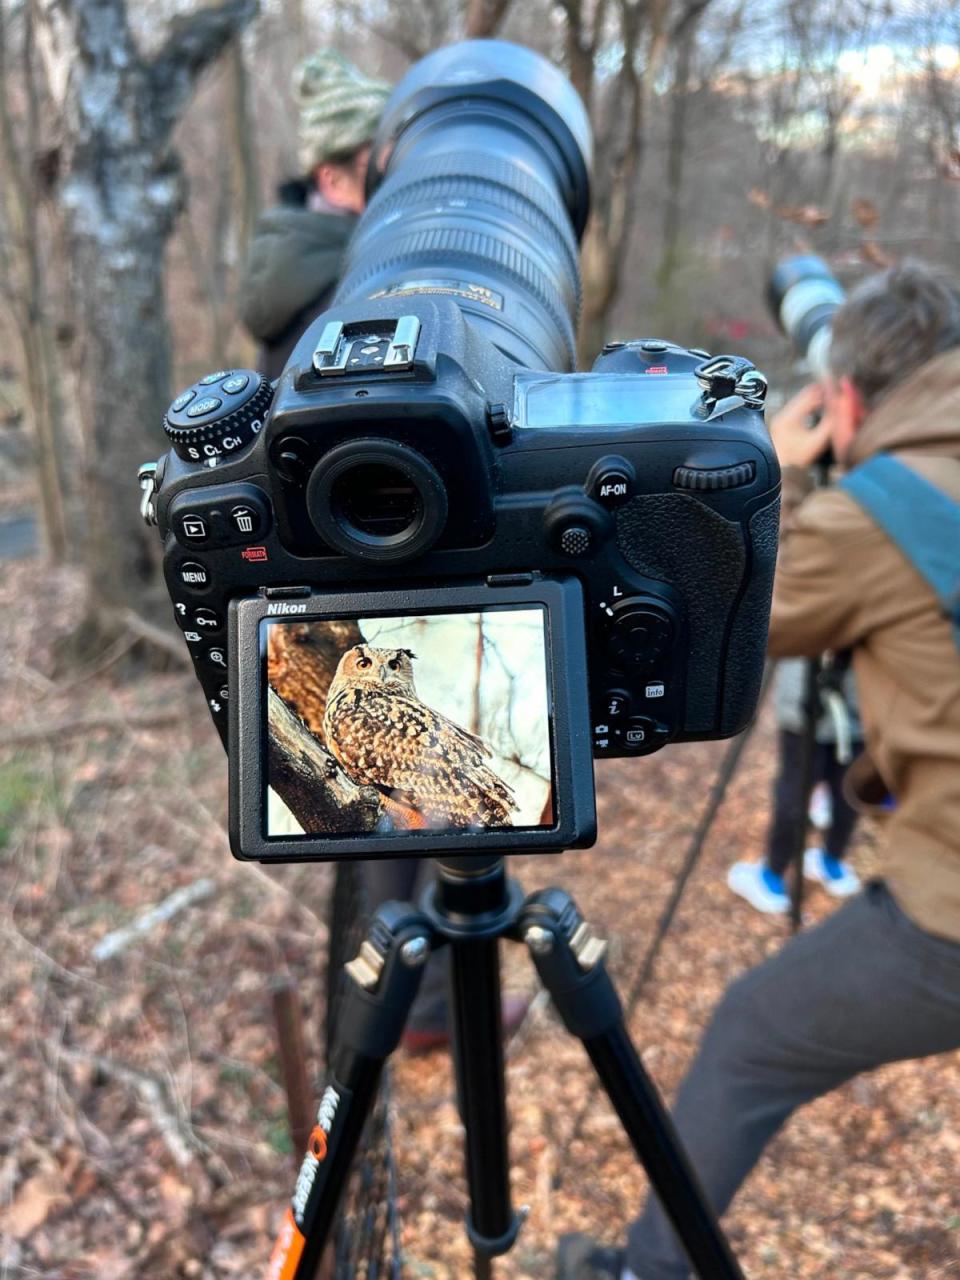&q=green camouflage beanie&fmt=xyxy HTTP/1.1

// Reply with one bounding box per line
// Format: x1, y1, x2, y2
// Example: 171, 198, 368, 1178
295, 50, 391, 172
